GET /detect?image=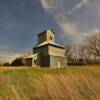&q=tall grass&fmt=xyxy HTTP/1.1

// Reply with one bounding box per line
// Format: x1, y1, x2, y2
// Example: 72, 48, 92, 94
0, 66, 100, 100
